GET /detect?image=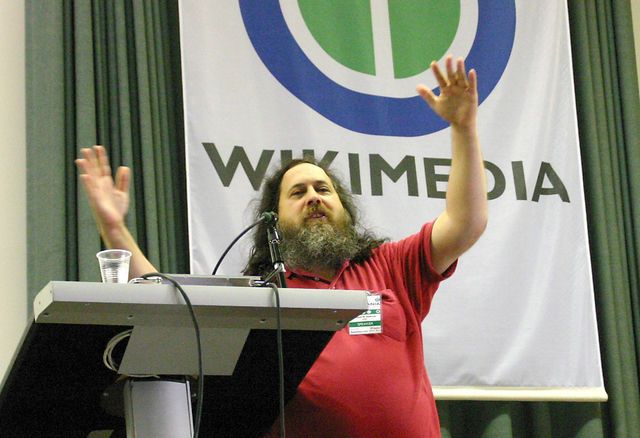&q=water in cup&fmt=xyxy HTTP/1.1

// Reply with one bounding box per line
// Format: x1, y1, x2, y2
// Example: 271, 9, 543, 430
96, 249, 132, 283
